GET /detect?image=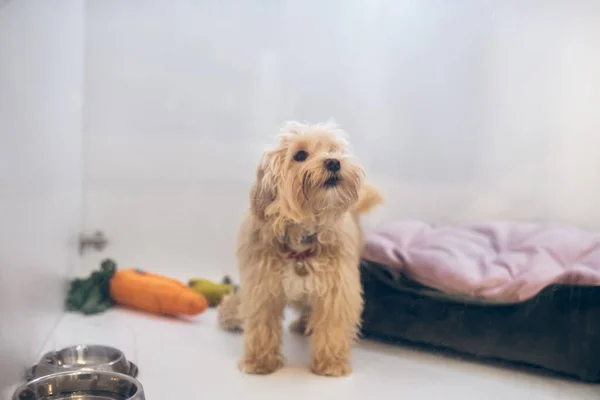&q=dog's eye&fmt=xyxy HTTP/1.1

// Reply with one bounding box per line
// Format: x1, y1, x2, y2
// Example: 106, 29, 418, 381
293, 150, 308, 162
